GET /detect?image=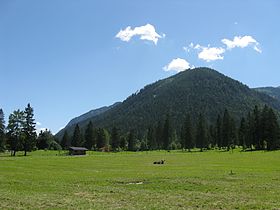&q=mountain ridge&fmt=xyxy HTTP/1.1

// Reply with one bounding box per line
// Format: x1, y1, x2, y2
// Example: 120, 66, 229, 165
56, 67, 280, 139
